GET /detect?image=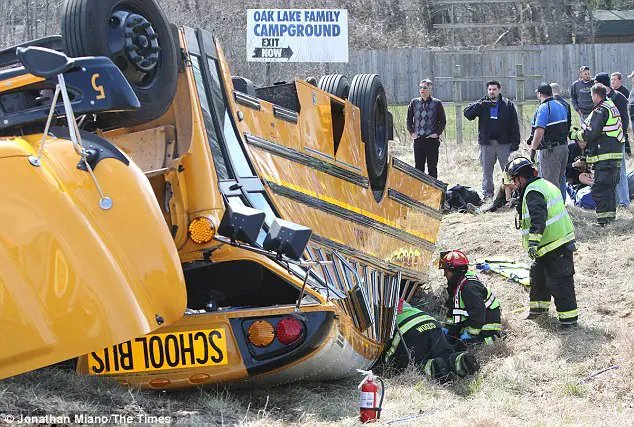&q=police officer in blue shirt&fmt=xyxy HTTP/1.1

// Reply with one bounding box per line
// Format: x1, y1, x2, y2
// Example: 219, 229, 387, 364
528, 83, 570, 197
